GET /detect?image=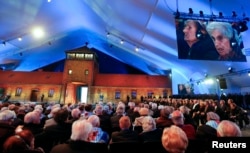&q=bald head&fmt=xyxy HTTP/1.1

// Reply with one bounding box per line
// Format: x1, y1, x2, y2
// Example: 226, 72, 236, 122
119, 116, 131, 130
217, 120, 241, 137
